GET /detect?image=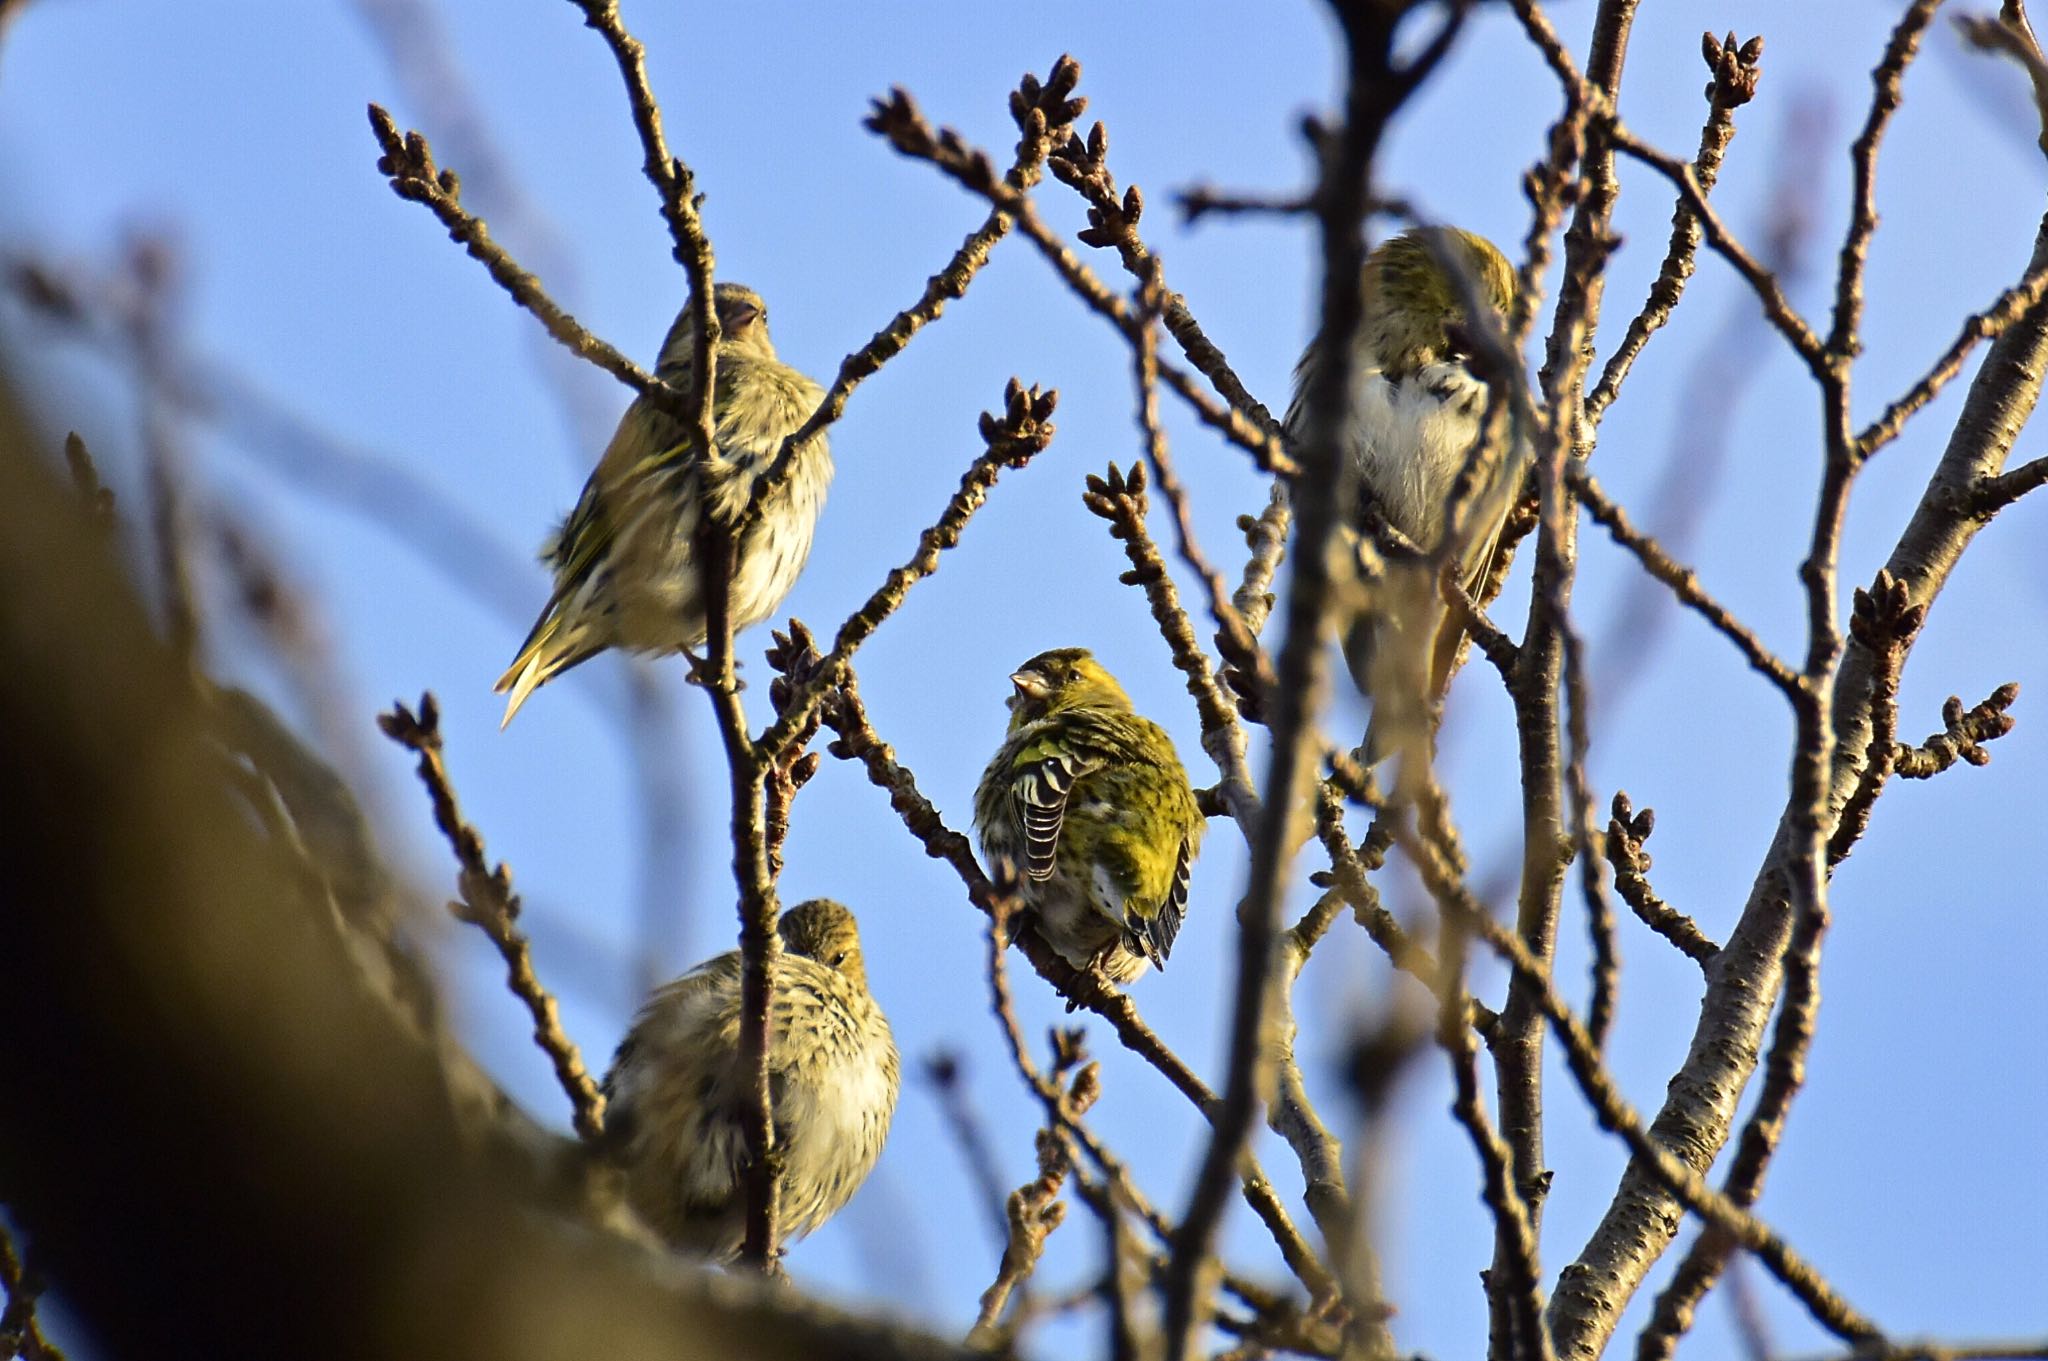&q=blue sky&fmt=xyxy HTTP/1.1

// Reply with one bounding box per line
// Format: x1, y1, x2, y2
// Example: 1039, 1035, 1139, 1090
3, 1, 2044, 1356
